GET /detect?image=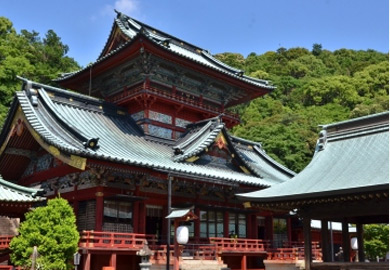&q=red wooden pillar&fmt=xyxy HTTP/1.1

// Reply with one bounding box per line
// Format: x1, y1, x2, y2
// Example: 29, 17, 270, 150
265, 216, 273, 244
253, 215, 258, 239
173, 219, 179, 270
224, 211, 229, 238
246, 214, 251, 238
356, 223, 365, 262
133, 201, 139, 233
194, 208, 200, 242
303, 217, 312, 270
241, 255, 247, 270
250, 214, 257, 239
162, 205, 169, 243
84, 253, 91, 270
287, 217, 292, 244
95, 187, 104, 231
110, 253, 117, 269
138, 202, 146, 234
73, 185, 79, 217
341, 220, 351, 262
